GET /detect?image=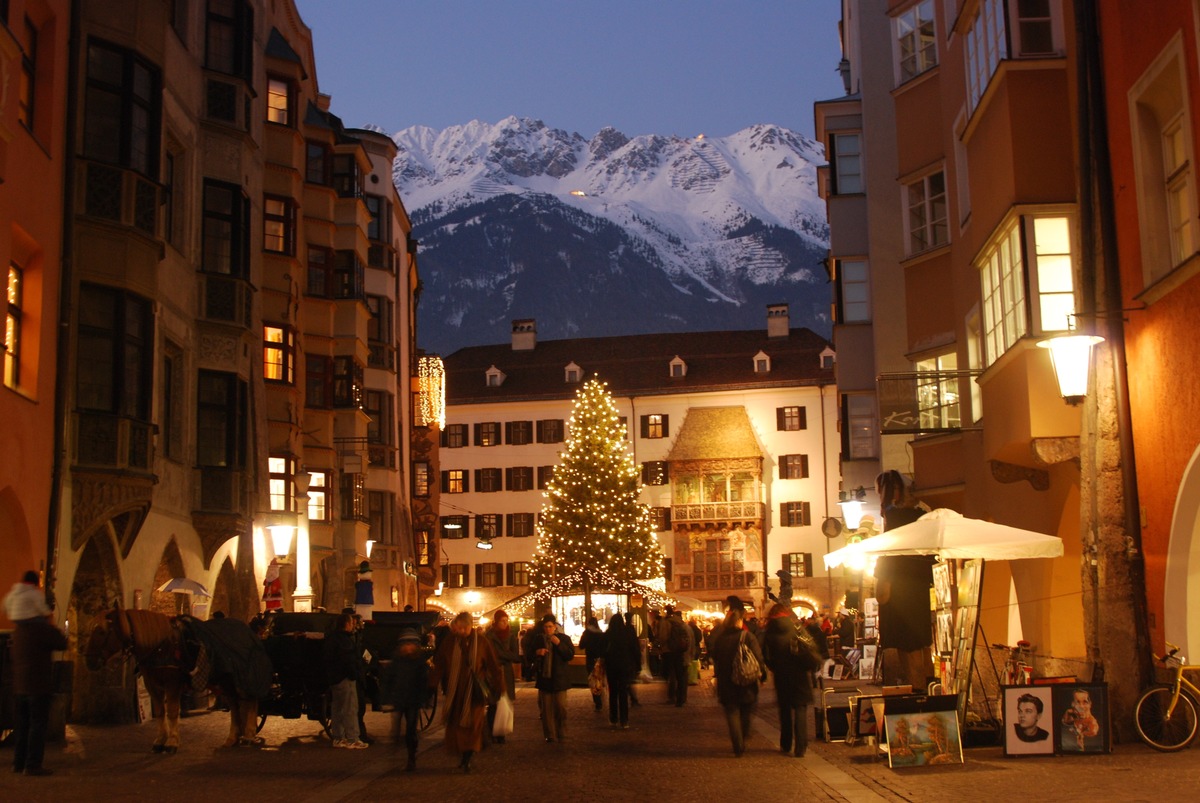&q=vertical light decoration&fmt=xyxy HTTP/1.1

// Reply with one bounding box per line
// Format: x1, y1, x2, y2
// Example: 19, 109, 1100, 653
417, 355, 446, 429
531, 376, 665, 588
